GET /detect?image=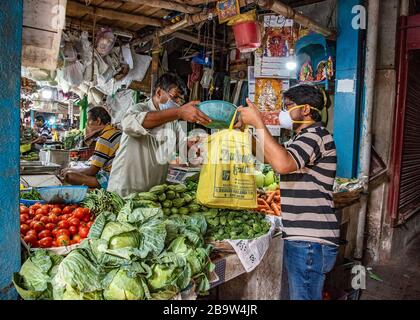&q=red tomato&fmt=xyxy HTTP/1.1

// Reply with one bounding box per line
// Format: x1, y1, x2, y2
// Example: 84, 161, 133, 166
51, 207, 62, 215
38, 237, 53, 248
62, 206, 73, 215
28, 208, 36, 217
20, 224, 30, 235
34, 214, 43, 221
29, 221, 38, 229
45, 223, 56, 231
72, 234, 82, 243
69, 226, 78, 236
56, 229, 70, 238
38, 230, 52, 239
87, 221, 94, 228
36, 208, 47, 216
33, 222, 45, 232
26, 230, 38, 239
41, 204, 50, 212
60, 214, 70, 221
51, 228, 60, 238
48, 214, 59, 224
58, 220, 70, 229
30, 204, 41, 212
73, 208, 85, 220
56, 234, 70, 246
26, 219, 32, 226
20, 206, 29, 215
20, 214, 29, 223
82, 215, 90, 222
79, 226, 90, 239
23, 234, 38, 246
40, 216, 50, 224
69, 218, 80, 227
